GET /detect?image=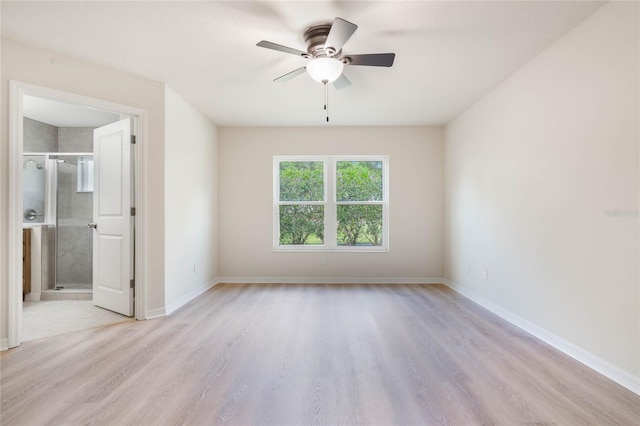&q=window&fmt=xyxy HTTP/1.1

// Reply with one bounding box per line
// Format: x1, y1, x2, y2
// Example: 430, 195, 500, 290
274, 156, 389, 252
